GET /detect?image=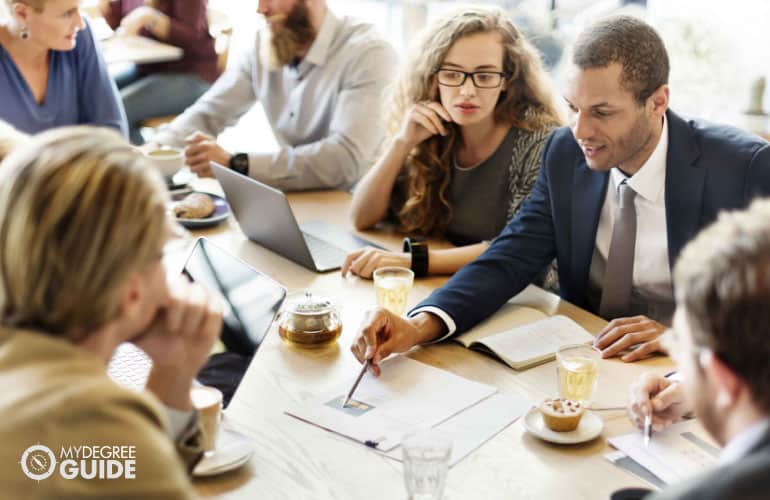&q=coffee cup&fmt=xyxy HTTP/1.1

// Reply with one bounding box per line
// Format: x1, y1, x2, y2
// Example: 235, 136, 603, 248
190, 386, 223, 453
144, 147, 184, 179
